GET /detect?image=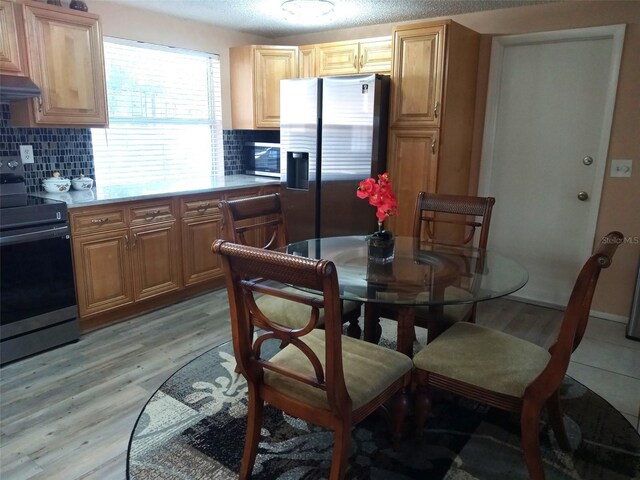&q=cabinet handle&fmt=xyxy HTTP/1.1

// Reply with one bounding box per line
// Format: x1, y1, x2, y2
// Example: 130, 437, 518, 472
433, 101, 440, 118
360, 54, 364, 68
196, 202, 210, 213
353, 56, 357, 69
145, 209, 161, 219
91, 217, 108, 224
37, 97, 43, 113
431, 138, 437, 154
124, 234, 129, 249
131, 233, 137, 248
